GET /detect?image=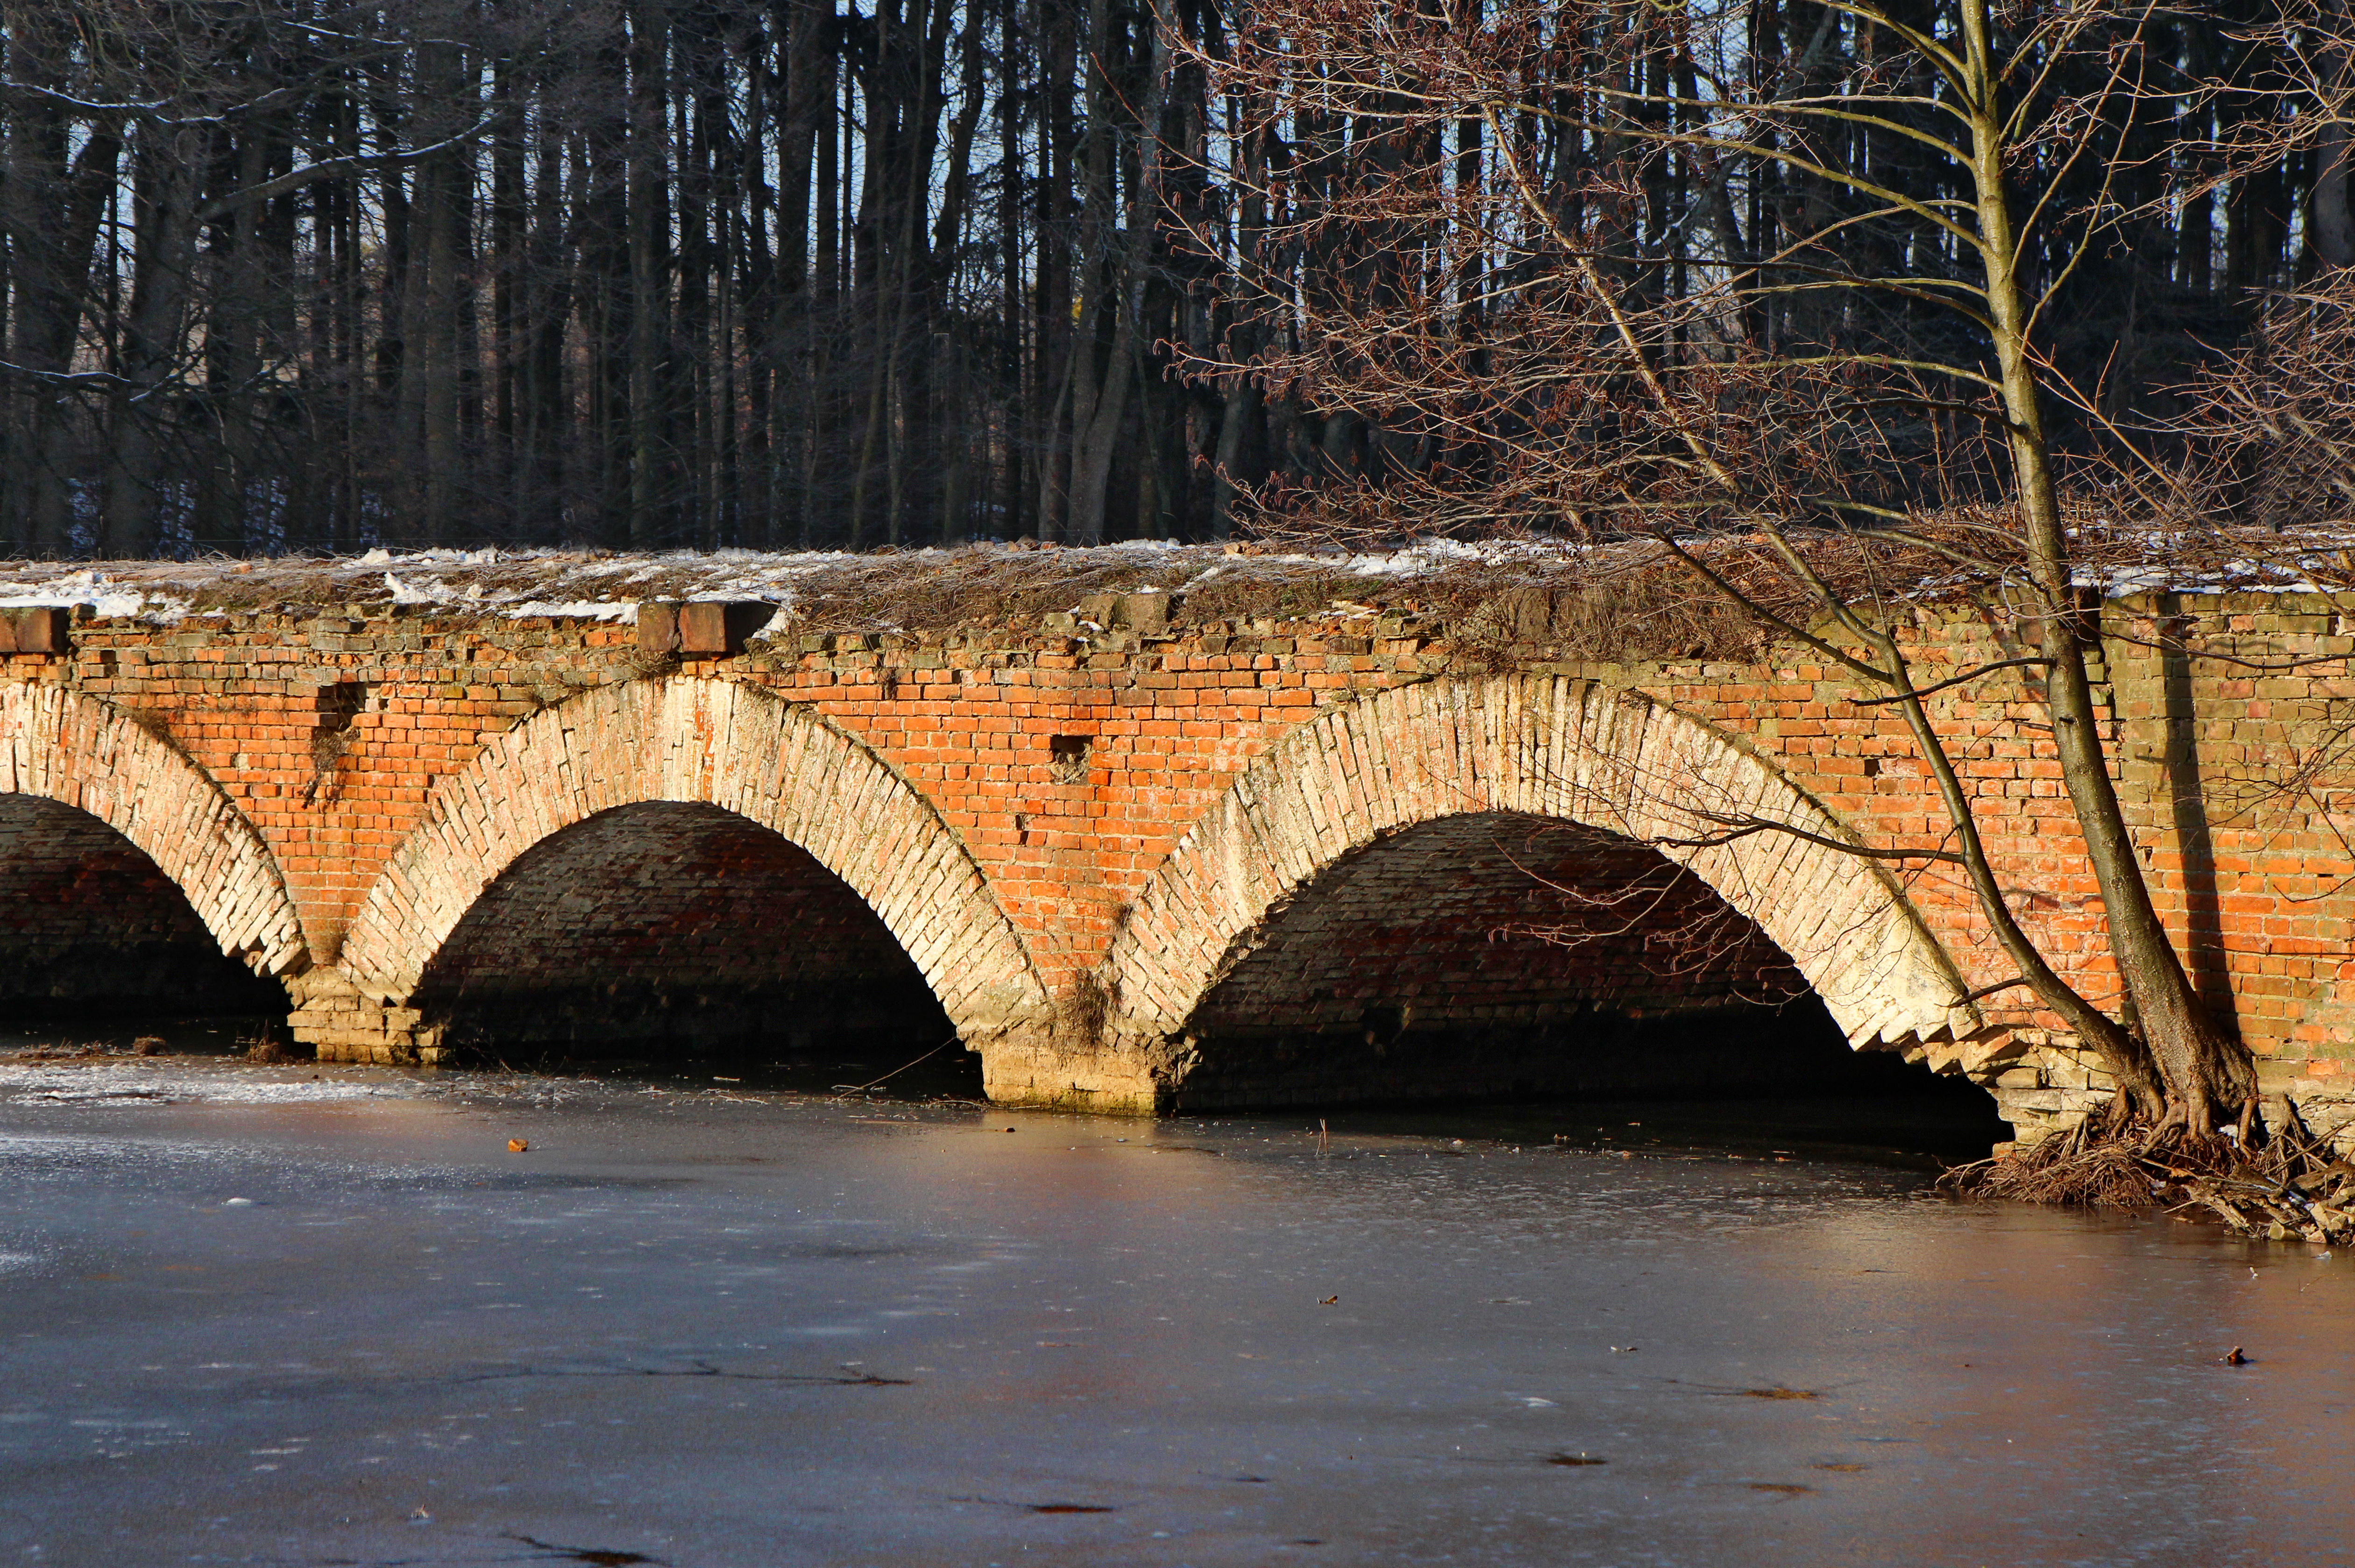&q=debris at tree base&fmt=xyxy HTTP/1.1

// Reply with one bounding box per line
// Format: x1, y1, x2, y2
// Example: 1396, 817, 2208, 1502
1947, 1109, 2355, 1243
